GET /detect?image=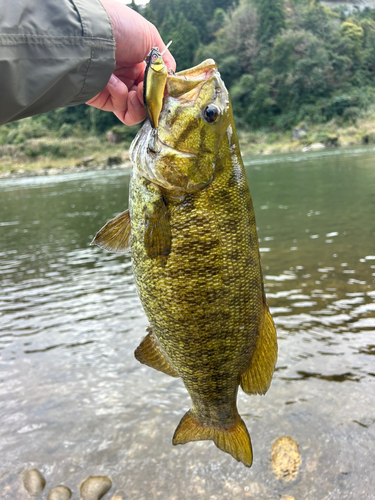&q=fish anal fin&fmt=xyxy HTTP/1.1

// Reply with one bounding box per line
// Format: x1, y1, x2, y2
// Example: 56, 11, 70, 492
241, 305, 278, 395
134, 327, 179, 378
173, 410, 253, 467
91, 209, 131, 253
